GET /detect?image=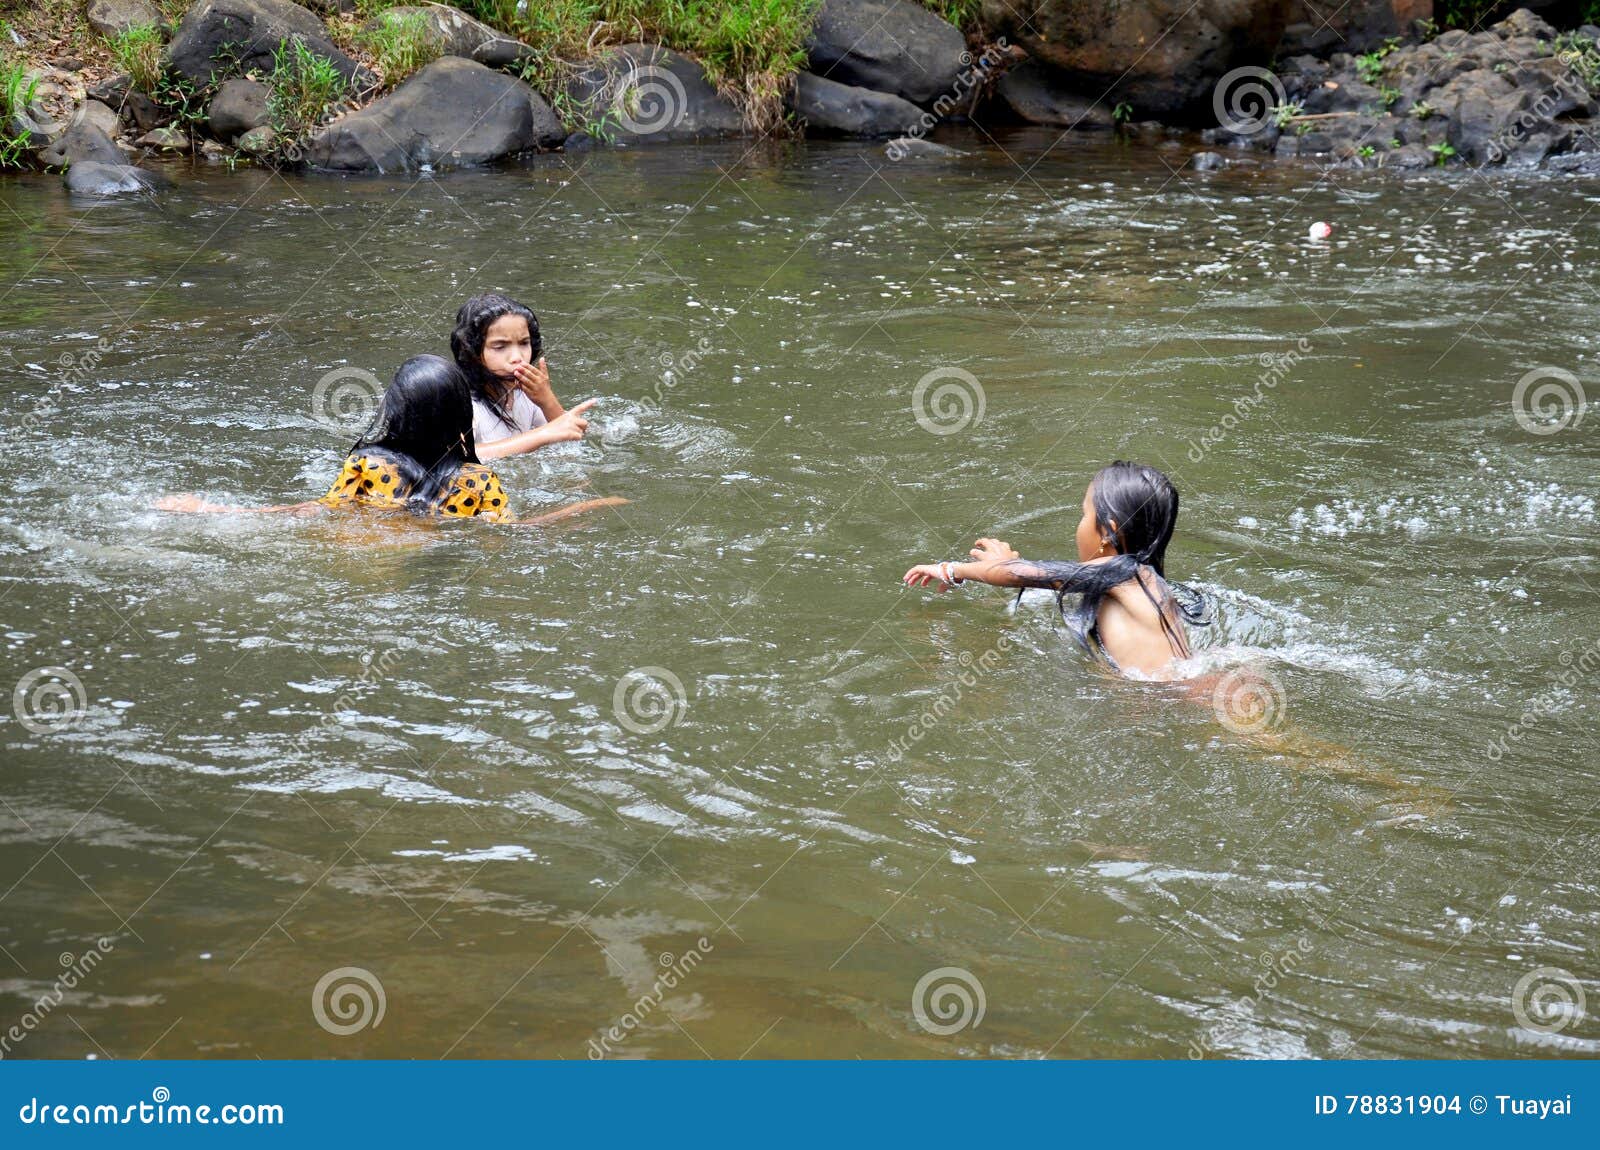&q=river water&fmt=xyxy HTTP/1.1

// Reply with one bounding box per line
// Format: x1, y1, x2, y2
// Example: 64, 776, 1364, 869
1, 130, 1596, 1060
